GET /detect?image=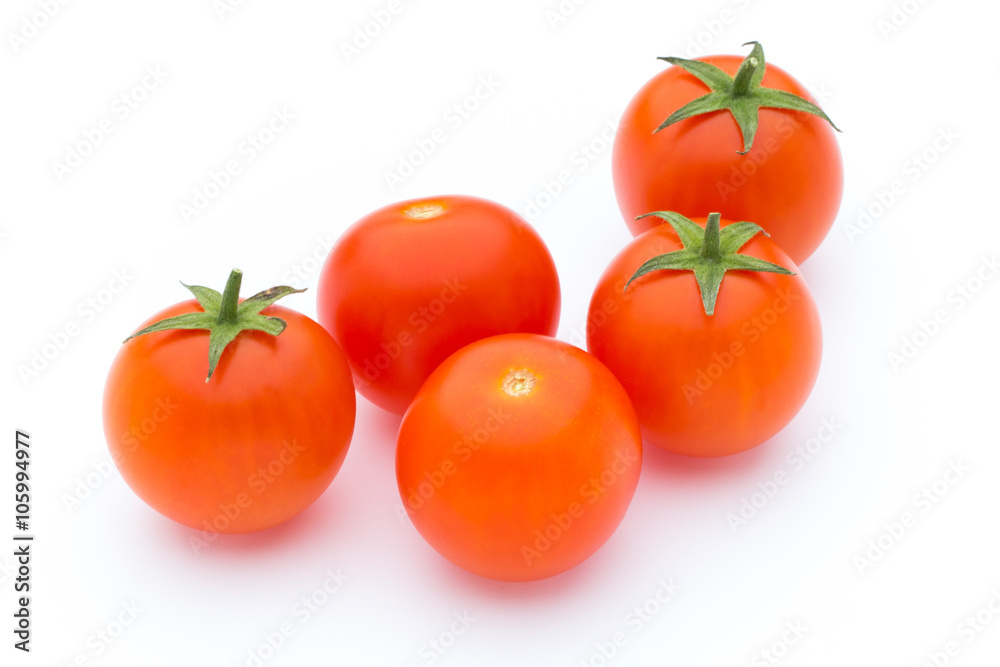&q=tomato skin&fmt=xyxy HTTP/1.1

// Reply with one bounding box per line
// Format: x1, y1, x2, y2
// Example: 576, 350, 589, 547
317, 195, 561, 415
587, 222, 822, 457
396, 333, 641, 582
103, 301, 356, 533
613, 56, 843, 265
